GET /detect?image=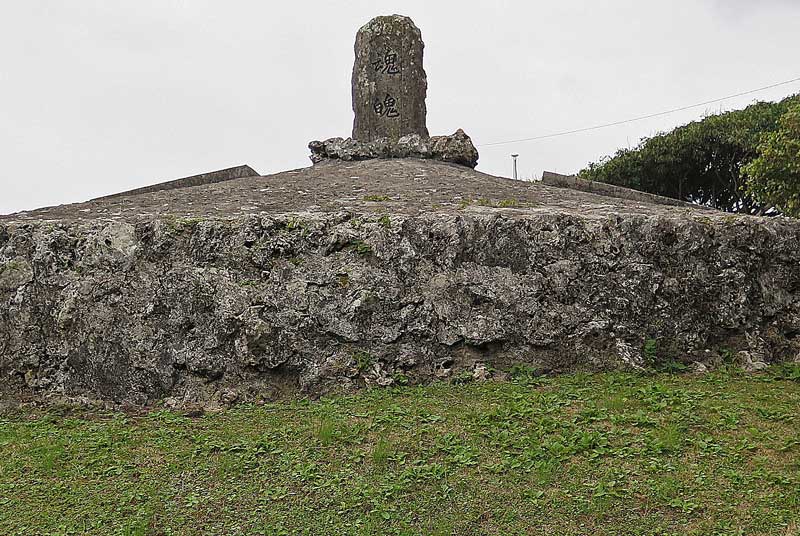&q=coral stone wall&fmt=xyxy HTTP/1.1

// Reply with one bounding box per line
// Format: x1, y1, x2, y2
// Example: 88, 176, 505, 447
2, 209, 799, 406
